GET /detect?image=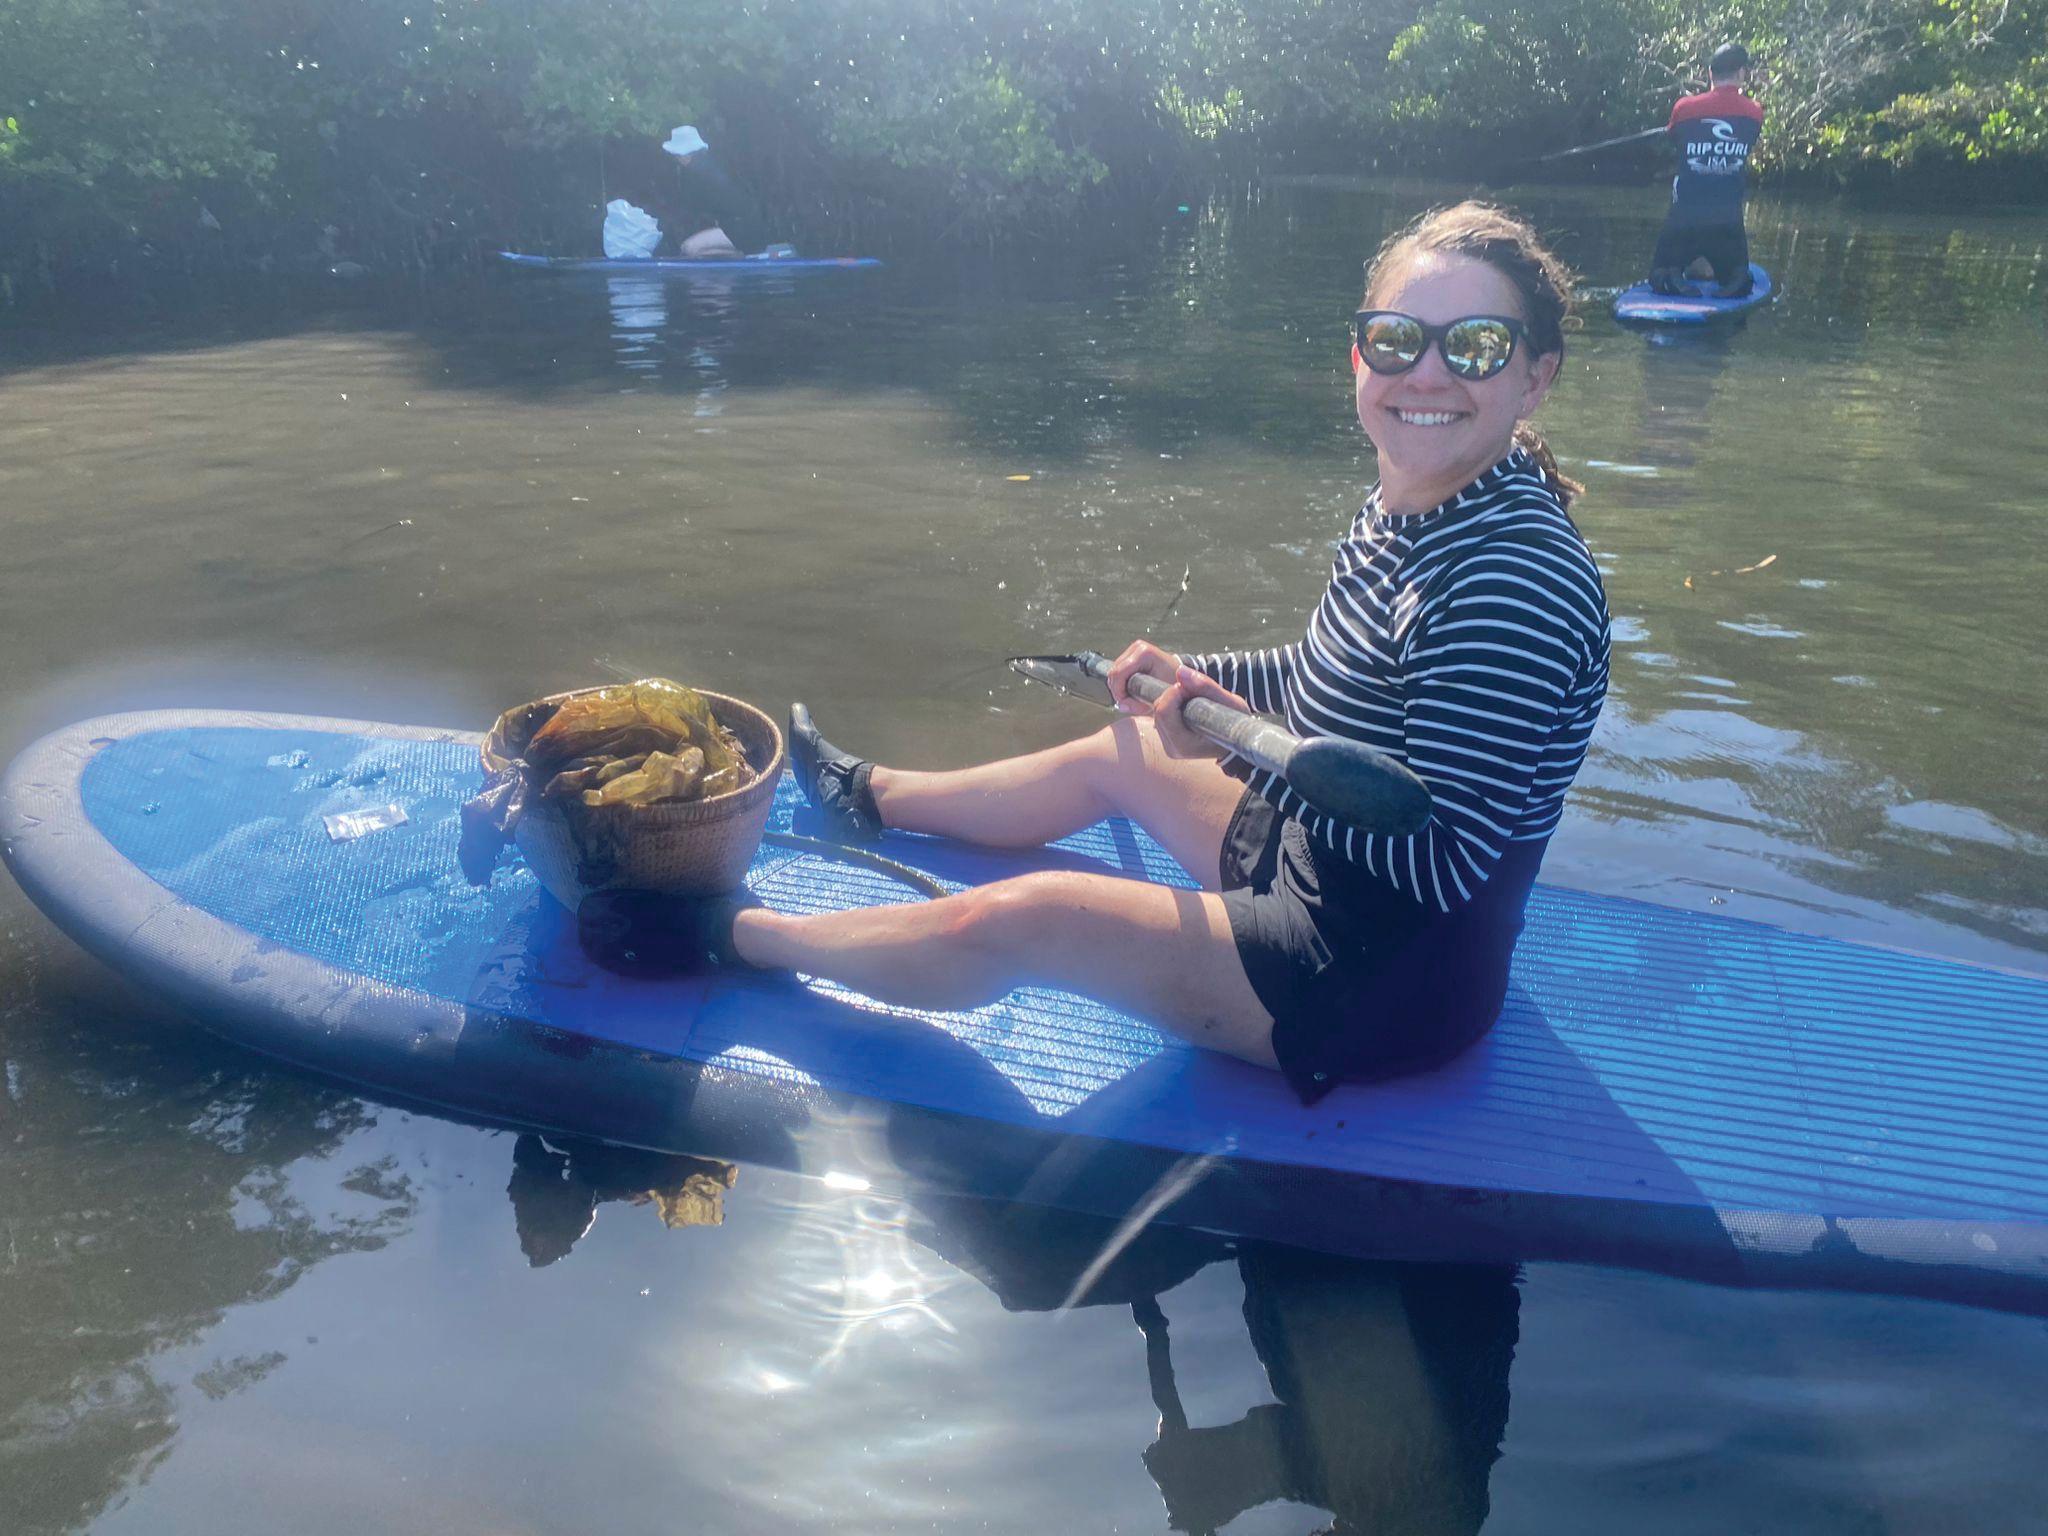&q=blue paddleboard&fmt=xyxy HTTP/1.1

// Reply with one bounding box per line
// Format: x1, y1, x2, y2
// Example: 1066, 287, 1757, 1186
6, 710, 2046, 1314
1615, 264, 1772, 324
496, 250, 881, 274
